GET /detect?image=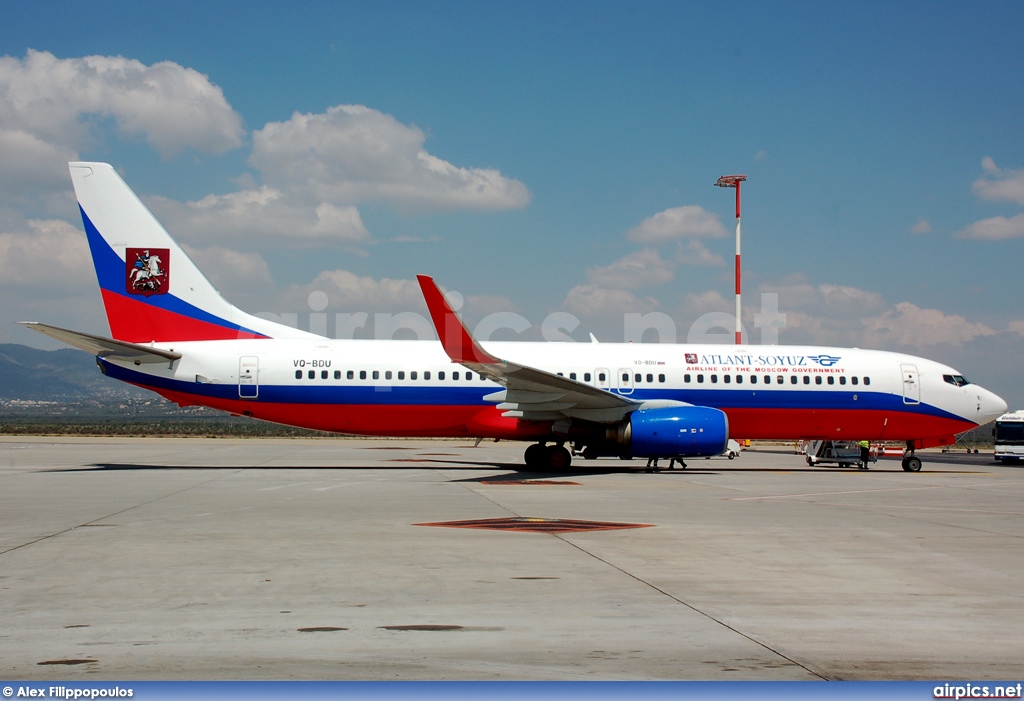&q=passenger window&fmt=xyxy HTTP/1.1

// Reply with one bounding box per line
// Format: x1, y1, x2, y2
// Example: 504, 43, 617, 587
839, 376, 846, 385
360, 370, 367, 380
777, 375, 784, 384
711, 374, 718, 384
307, 370, 314, 379
622, 373, 629, 382
467, 373, 474, 381
584, 373, 592, 382
750, 375, 757, 385
346, 370, 353, 380
684, 373, 691, 383
453, 371, 460, 380
827, 376, 834, 385
599, 373, 606, 382
321, 370, 328, 380
372, 370, 379, 380
411, 371, 417, 380
646, 374, 653, 383
438, 371, 444, 380
295, 370, 302, 379
803, 376, 810, 385
658, 374, 665, 383
424, 371, 430, 380
790, 376, 797, 384
634, 373, 642, 383
736, 375, 743, 384
815, 376, 822, 385
335, 370, 342, 380
397, 371, 405, 380
852, 376, 858, 385
864, 377, 871, 386
570, 372, 577, 380
723, 375, 731, 384
697, 374, 704, 383
557, 372, 564, 377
